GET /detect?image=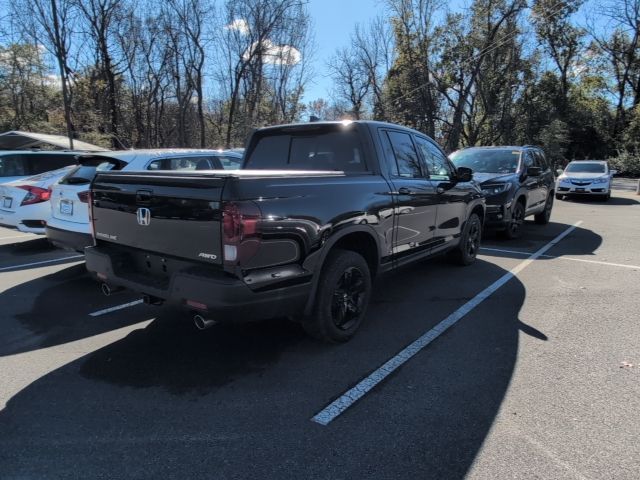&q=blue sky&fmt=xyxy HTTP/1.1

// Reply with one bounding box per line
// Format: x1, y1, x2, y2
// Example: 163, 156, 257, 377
304, 0, 383, 102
